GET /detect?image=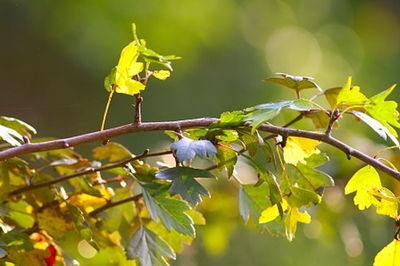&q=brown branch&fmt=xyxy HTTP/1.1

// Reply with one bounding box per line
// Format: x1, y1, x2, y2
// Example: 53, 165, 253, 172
8, 150, 172, 196
89, 193, 142, 217
1, 117, 400, 181
134, 93, 143, 124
